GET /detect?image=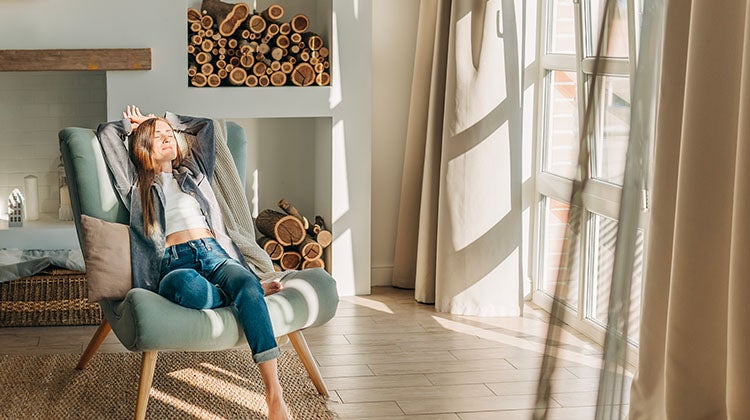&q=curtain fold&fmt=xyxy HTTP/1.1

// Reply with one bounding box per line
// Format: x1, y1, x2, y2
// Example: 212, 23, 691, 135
392, 0, 450, 303
393, 0, 522, 316
630, 0, 750, 417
